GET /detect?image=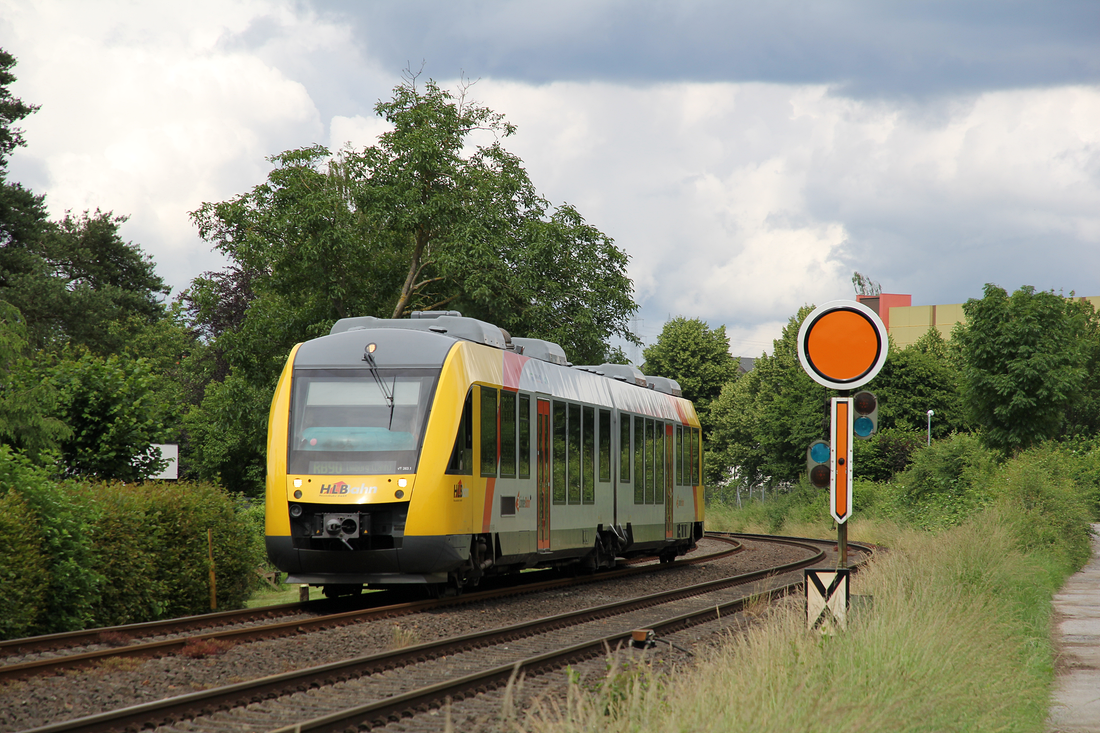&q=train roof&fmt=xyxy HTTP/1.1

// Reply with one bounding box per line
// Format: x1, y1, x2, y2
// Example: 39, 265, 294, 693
323, 311, 687, 401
